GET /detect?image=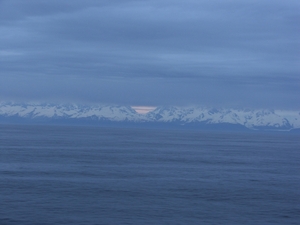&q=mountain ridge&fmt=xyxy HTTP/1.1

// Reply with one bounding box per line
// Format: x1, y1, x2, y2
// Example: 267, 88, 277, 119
0, 102, 299, 131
